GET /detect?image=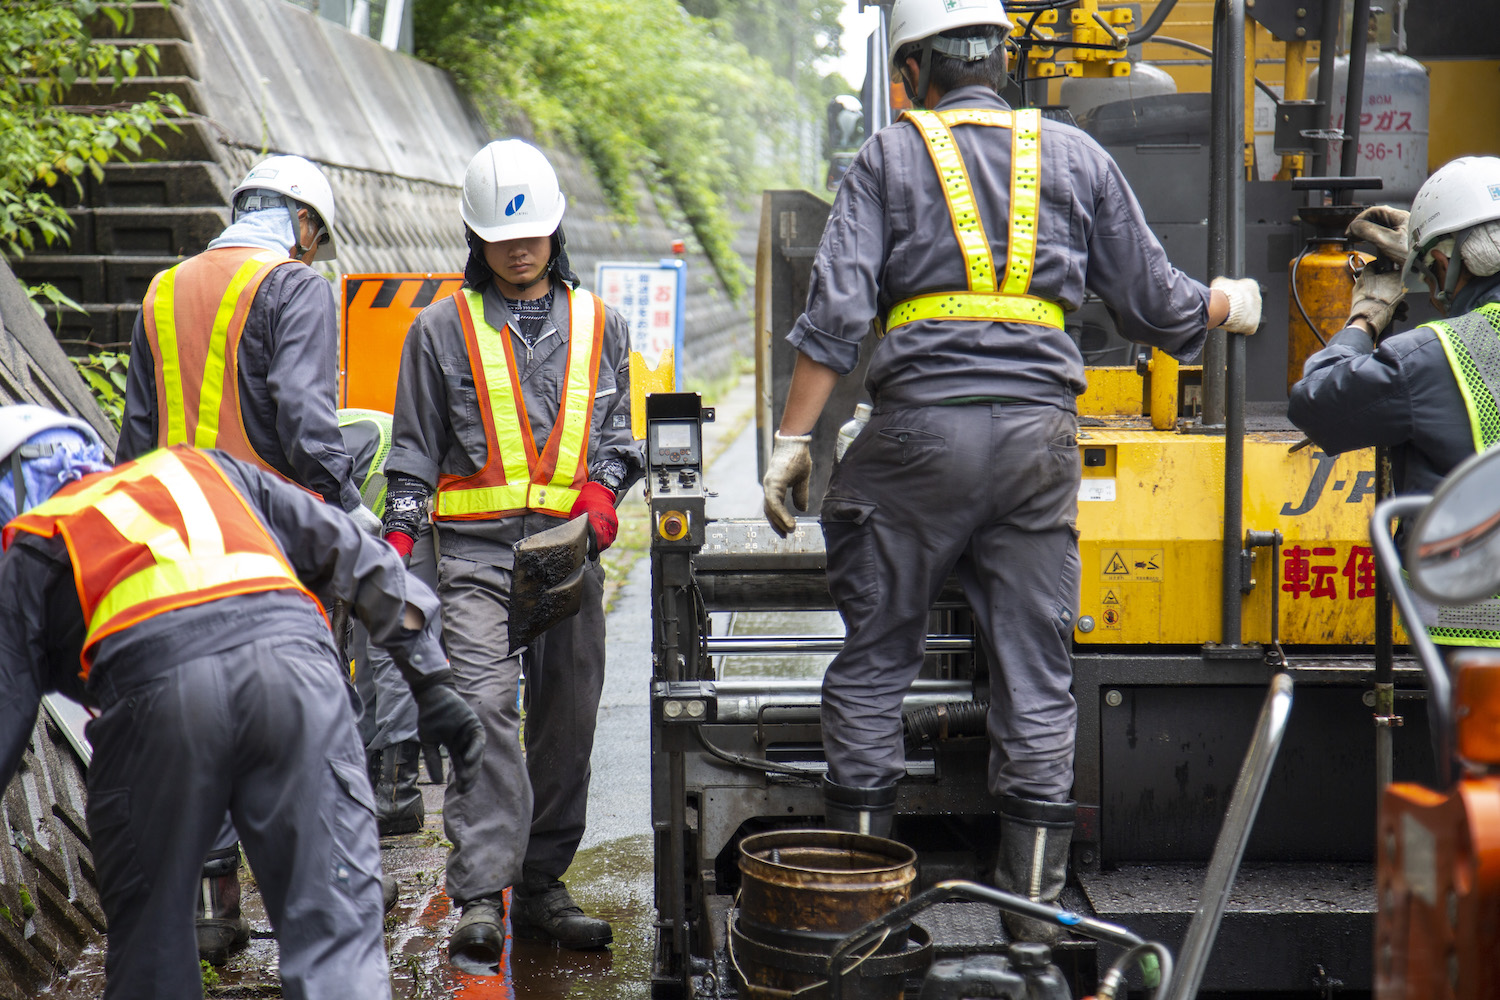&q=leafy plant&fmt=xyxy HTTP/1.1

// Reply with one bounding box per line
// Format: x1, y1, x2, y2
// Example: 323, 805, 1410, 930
0, 1, 185, 259
413, 0, 846, 301
71, 350, 129, 429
